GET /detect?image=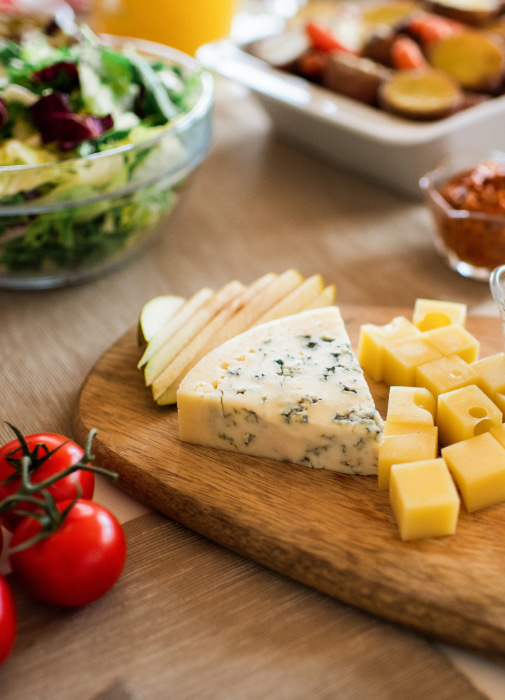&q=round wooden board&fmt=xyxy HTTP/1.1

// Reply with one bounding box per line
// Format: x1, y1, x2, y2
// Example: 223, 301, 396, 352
73, 305, 505, 657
